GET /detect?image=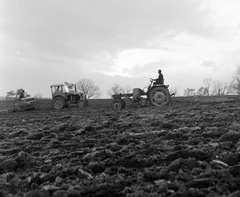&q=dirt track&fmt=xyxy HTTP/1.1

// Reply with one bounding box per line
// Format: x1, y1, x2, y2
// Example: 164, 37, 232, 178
1, 99, 240, 196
